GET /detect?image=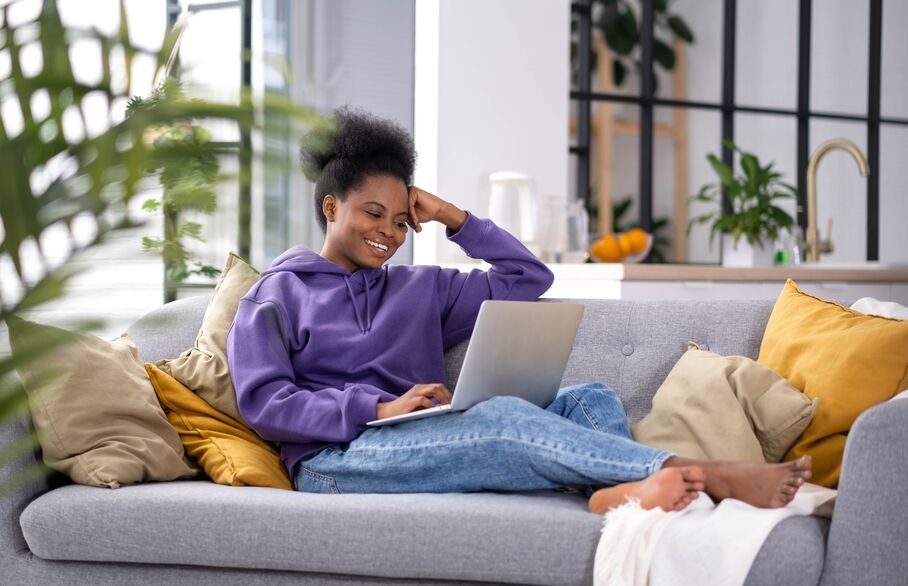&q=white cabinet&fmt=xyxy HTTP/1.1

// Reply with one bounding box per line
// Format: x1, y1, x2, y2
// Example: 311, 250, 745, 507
543, 276, 907, 303
453, 262, 908, 302
622, 281, 765, 301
